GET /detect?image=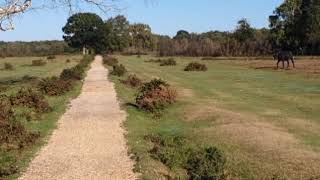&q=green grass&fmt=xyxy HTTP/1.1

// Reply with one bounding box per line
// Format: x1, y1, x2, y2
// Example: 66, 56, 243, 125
0, 55, 83, 179
109, 55, 320, 179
